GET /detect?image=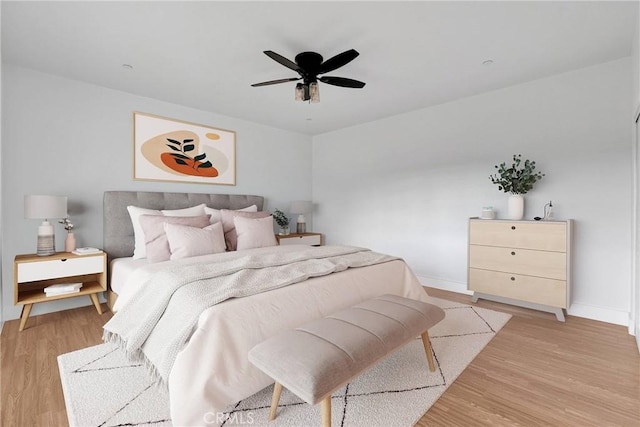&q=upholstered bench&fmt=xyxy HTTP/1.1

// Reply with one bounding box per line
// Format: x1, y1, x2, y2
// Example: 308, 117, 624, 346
248, 294, 446, 427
